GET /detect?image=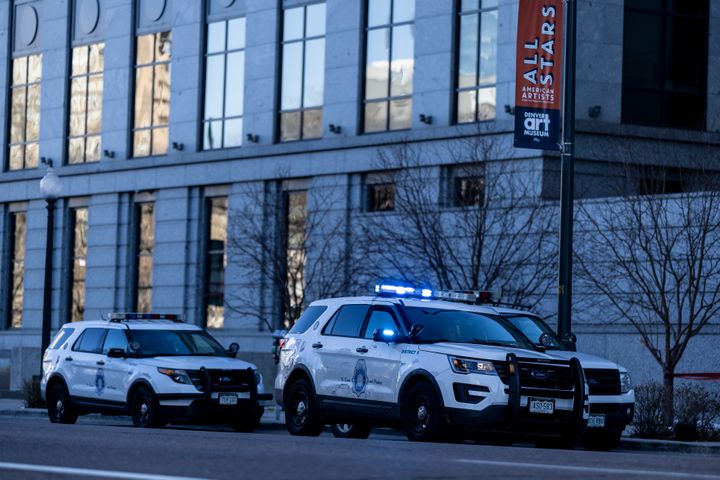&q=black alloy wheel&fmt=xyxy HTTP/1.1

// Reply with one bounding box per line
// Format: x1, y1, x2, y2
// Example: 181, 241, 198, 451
285, 379, 324, 436
331, 423, 372, 439
130, 386, 163, 428
402, 382, 446, 442
47, 384, 78, 424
